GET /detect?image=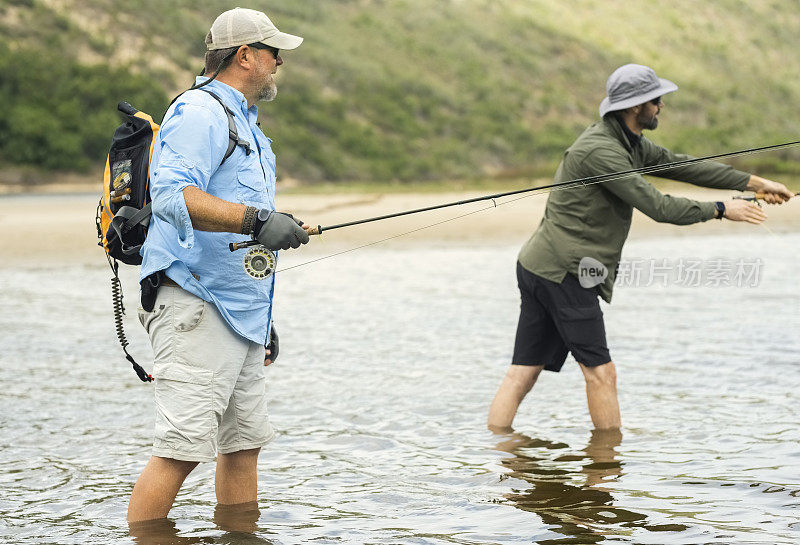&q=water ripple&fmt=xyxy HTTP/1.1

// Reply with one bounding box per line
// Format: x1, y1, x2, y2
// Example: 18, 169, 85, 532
0, 233, 798, 543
